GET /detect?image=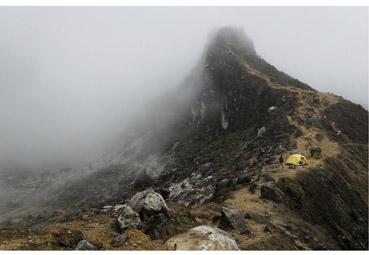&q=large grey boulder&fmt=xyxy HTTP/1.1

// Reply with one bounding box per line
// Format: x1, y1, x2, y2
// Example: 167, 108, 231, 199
165, 225, 239, 250
128, 188, 169, 214
116, 204, 142, 231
